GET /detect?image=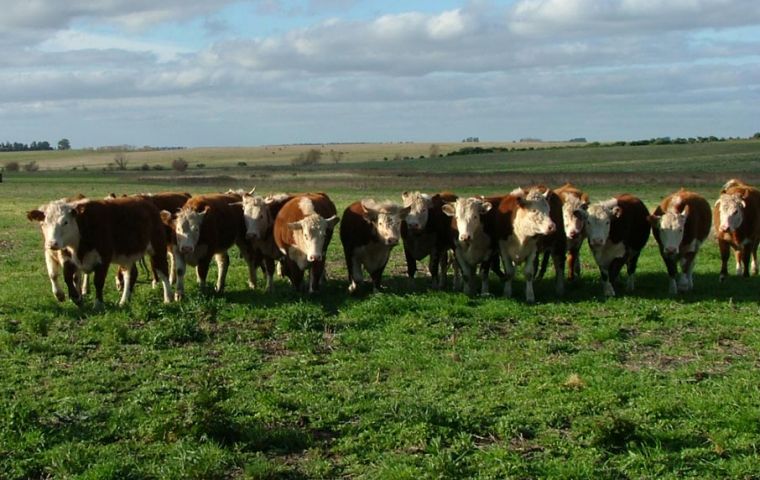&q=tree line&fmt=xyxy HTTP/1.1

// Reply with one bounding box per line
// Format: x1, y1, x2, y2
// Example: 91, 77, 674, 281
0, 139, 70, 152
